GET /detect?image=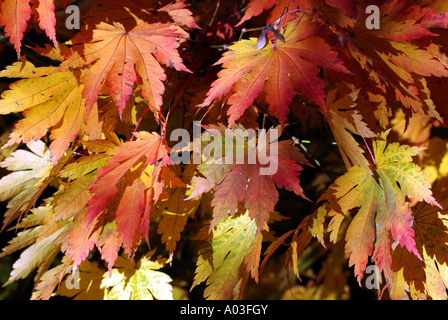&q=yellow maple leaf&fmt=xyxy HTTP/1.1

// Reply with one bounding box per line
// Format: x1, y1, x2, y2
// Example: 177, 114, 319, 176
313, 131, 441, 289
0, 65, 88, 164
157, 187, 200, 256
0, 140, 52, 229
101, 253, 173, 300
